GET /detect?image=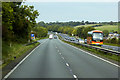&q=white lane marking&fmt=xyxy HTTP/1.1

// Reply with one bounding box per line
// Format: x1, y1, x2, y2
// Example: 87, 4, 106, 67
58, 38, 120, 68
73, 75, 77, 79
70, 69, 72, 71
62, 57, 64, 60
66, 63, 69, 67
4, 40, 48, 79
